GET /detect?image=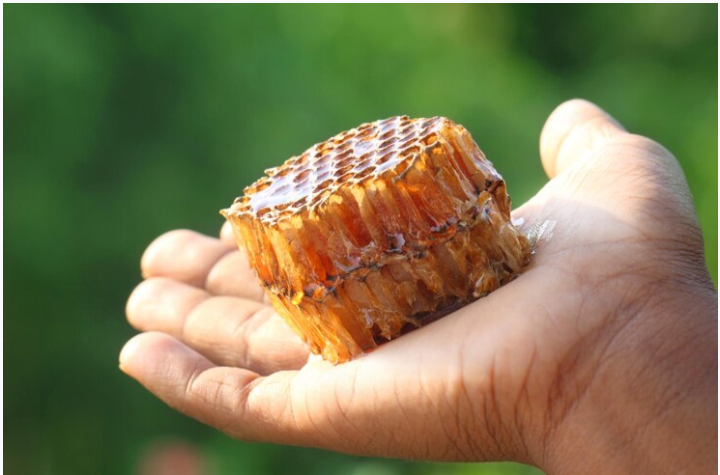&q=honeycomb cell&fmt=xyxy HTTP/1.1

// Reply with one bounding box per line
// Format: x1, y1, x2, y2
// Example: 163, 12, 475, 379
222, 116, 531, 363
